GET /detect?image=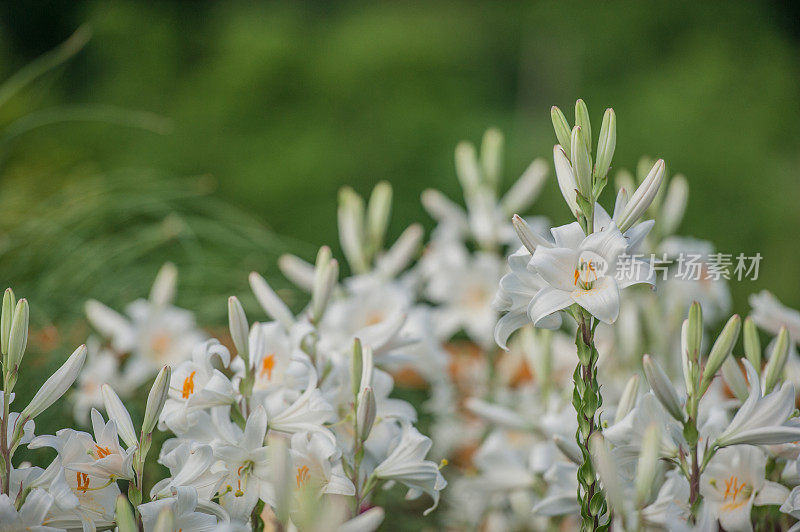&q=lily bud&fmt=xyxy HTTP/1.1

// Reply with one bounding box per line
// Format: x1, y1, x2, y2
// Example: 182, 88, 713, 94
574, 99, 591, 154
553, 434, 582, 465
659, 174, 688, 235
454, 141, 481, 193
149, 262, 177, 307
594, 108, 616, 180
115, 495, 137, 532
7, 299, 29, 370
616, 159, 665, 233
480, 128, 504, 189
22, 344, 86, 421
615, 374, 640, 424
101, 383, 138, 449
142, 366, 171, 435
351, 338, 363, 398
687, 301, 703, 363
721, 356, 749, 402
338, 186, 368, 274
700, 314, 741, 394
248, 272, 295, 329
764, 327, 790, 393
378, 224, 423, 278
553, 145, 579, 216
589, 434, 624, 513
635, 424, 661, 506
227, 296, 249, 365
680, 320, 693, 397
643, 354, 683, 421
360, 343, 375, 392
366, 181, 392, 256
1, 288, 15, 356
550, 106, 572, 155
310, 258, 338, 324
570, 126, 592, 200
356, 387, 376, 441
743, 317, 762, 371
512, 215, 550, 254
278, 254, 316, 292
